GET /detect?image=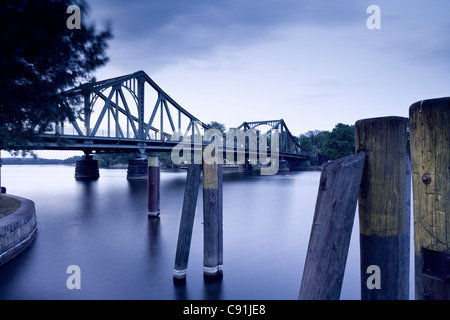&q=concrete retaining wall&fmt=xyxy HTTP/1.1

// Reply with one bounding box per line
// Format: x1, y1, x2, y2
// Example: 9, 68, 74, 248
0, 195, 38, 266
